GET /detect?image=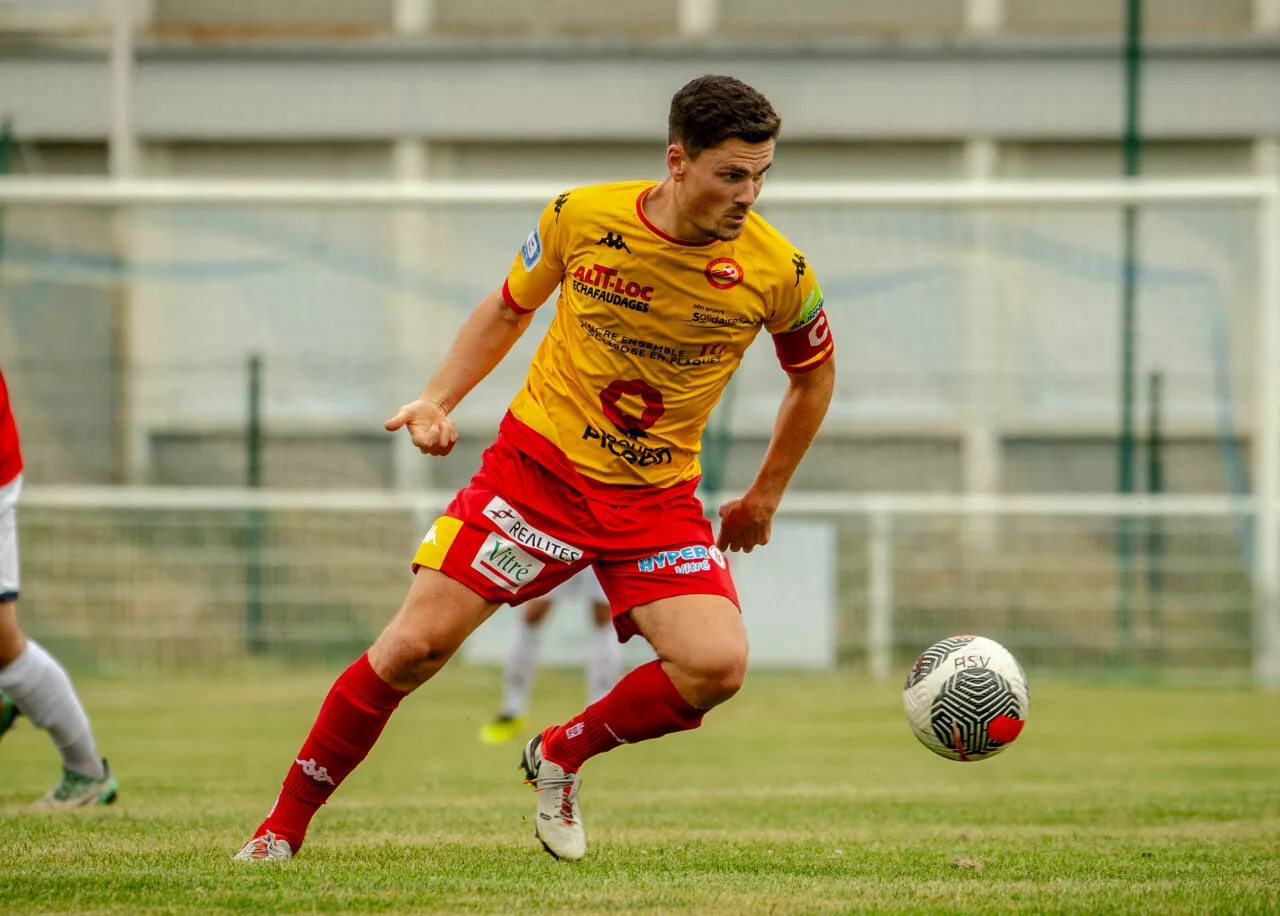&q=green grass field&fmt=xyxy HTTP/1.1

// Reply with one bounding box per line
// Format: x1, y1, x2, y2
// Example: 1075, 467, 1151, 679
1, 664, 1277, 914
